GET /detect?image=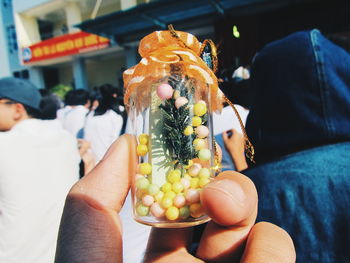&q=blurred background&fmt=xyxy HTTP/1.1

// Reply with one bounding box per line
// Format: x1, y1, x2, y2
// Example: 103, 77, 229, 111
0, 0, 349, 99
